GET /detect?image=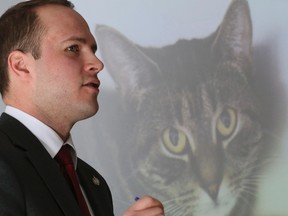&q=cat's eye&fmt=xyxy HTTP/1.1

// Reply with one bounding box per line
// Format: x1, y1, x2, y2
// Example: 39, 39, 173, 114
162, 127, 187, 155
216, 108, 237, 138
